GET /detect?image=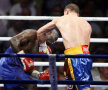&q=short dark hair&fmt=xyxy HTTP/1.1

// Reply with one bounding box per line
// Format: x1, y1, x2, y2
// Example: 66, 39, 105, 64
64, 3, 79, 14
